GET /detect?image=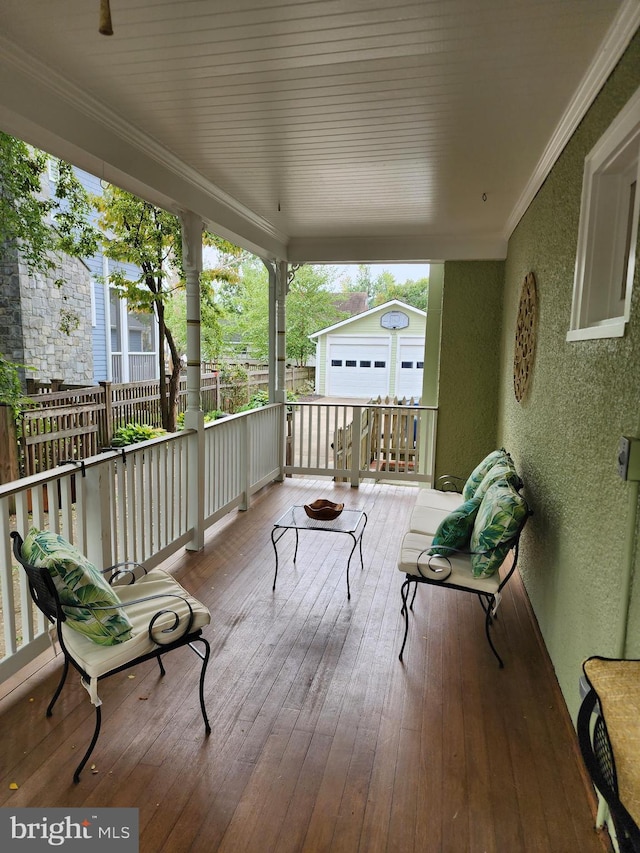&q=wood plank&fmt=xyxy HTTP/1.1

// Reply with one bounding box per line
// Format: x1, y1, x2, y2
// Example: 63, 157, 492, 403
0, 480, 612, 853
